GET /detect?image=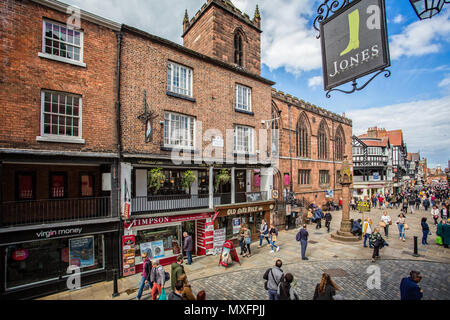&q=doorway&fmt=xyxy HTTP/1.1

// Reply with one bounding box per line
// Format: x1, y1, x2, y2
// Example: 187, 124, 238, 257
181, 221, 197, 256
